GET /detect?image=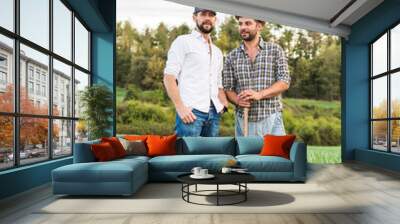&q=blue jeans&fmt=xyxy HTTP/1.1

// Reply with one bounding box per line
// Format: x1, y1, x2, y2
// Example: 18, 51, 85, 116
235, 112, 286, 137
175, 104, 221, 137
